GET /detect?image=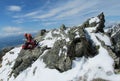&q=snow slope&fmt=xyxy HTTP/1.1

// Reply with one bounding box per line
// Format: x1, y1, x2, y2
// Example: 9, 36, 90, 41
0, 27, 120, 81
0, 47, 21, 81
